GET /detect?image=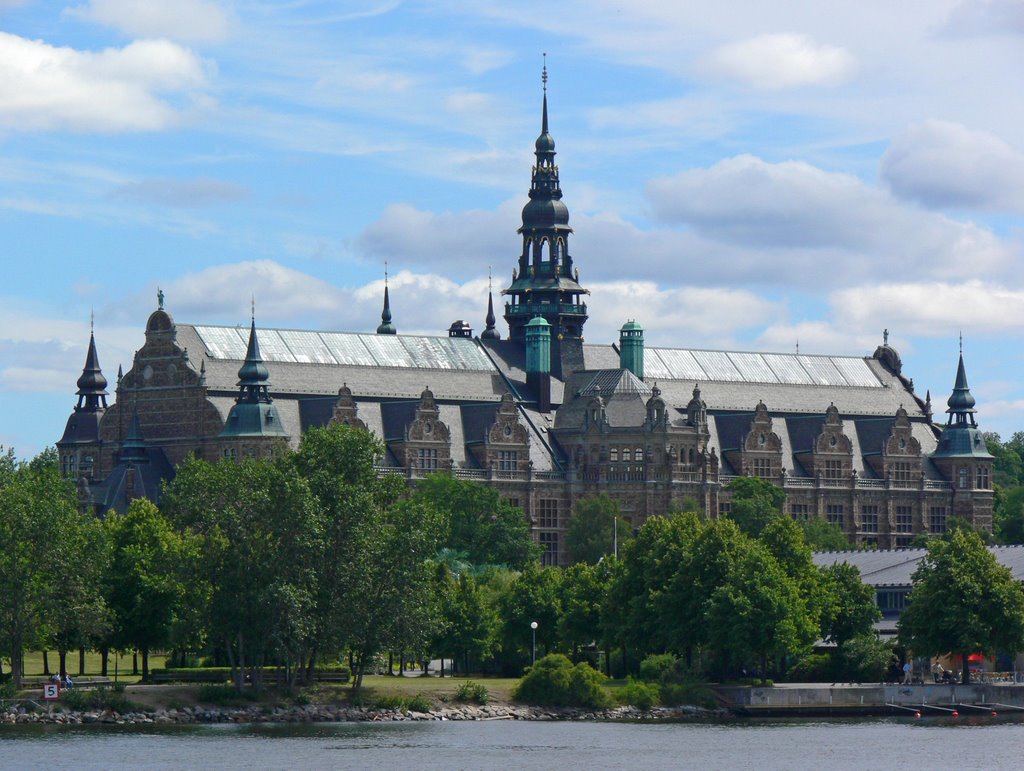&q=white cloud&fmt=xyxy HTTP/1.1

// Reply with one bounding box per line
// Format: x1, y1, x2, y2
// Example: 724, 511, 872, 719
700, 33, 856, 89
881, 120, 1024, 211
0, 32, 209, 132
647, 154, 1013, 280
110, 176, 249, 207
65, 0, 235, 44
